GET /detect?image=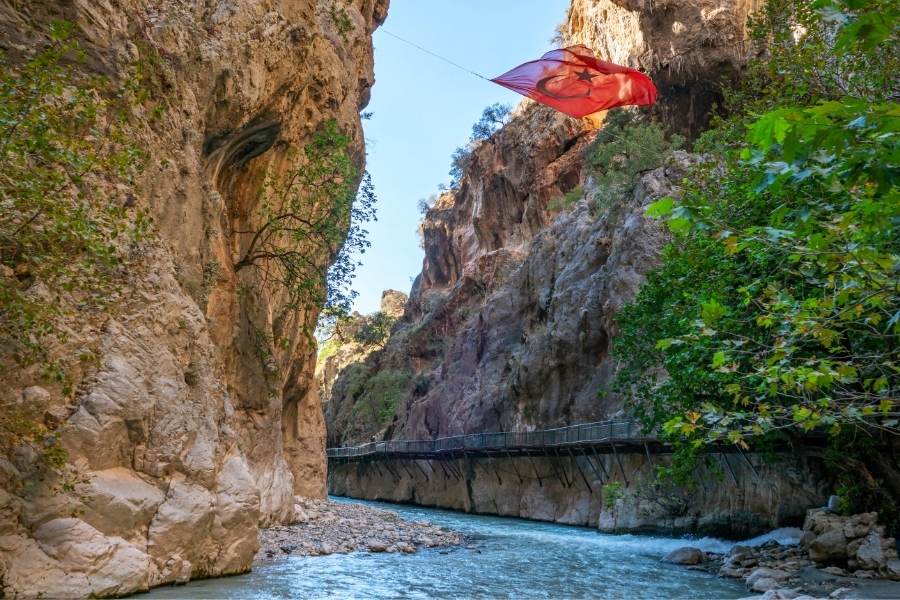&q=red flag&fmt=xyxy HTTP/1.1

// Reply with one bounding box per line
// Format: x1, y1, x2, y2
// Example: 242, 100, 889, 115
491, 45, 657, 119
